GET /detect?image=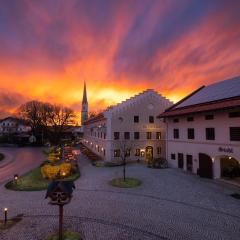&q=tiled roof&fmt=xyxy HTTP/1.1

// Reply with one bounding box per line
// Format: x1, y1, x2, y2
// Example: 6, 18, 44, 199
83, 113, 105, 125
159, 96, 240, 117
158, 76, 240, 118
176, 76, 240, 108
